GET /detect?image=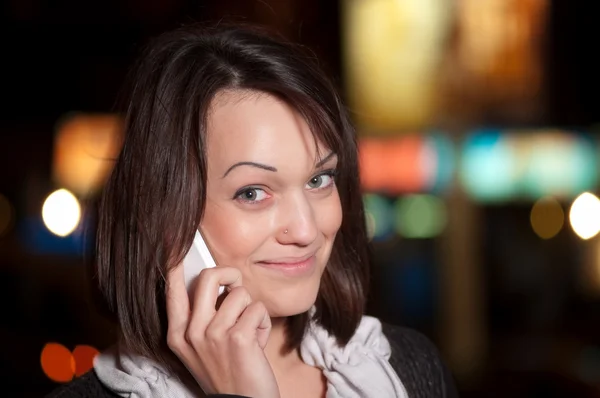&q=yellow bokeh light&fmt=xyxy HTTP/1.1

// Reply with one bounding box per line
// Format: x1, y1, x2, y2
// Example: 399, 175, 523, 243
343, 0, 452, 131
530, 197, 564, 239
42, 189, 81, 237
569, 192, 600, 240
